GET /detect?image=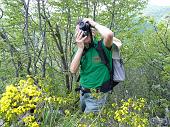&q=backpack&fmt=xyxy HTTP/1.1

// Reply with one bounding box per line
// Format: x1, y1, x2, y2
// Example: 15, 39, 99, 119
96, 40, 125, 90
